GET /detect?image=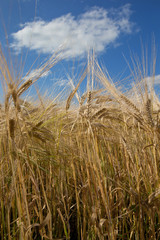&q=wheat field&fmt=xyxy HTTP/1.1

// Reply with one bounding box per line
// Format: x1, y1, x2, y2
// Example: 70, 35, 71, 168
0, 47, 160, 240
